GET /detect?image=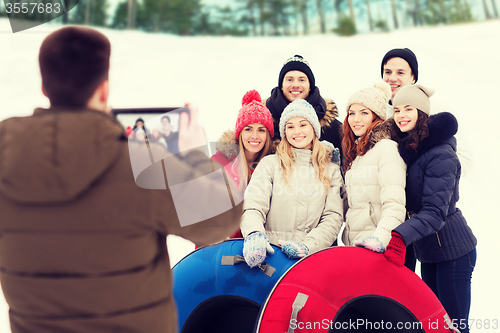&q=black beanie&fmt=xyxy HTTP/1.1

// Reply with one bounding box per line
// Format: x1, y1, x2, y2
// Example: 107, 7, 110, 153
278, 55, 316, 90
381, 48, 418, 83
